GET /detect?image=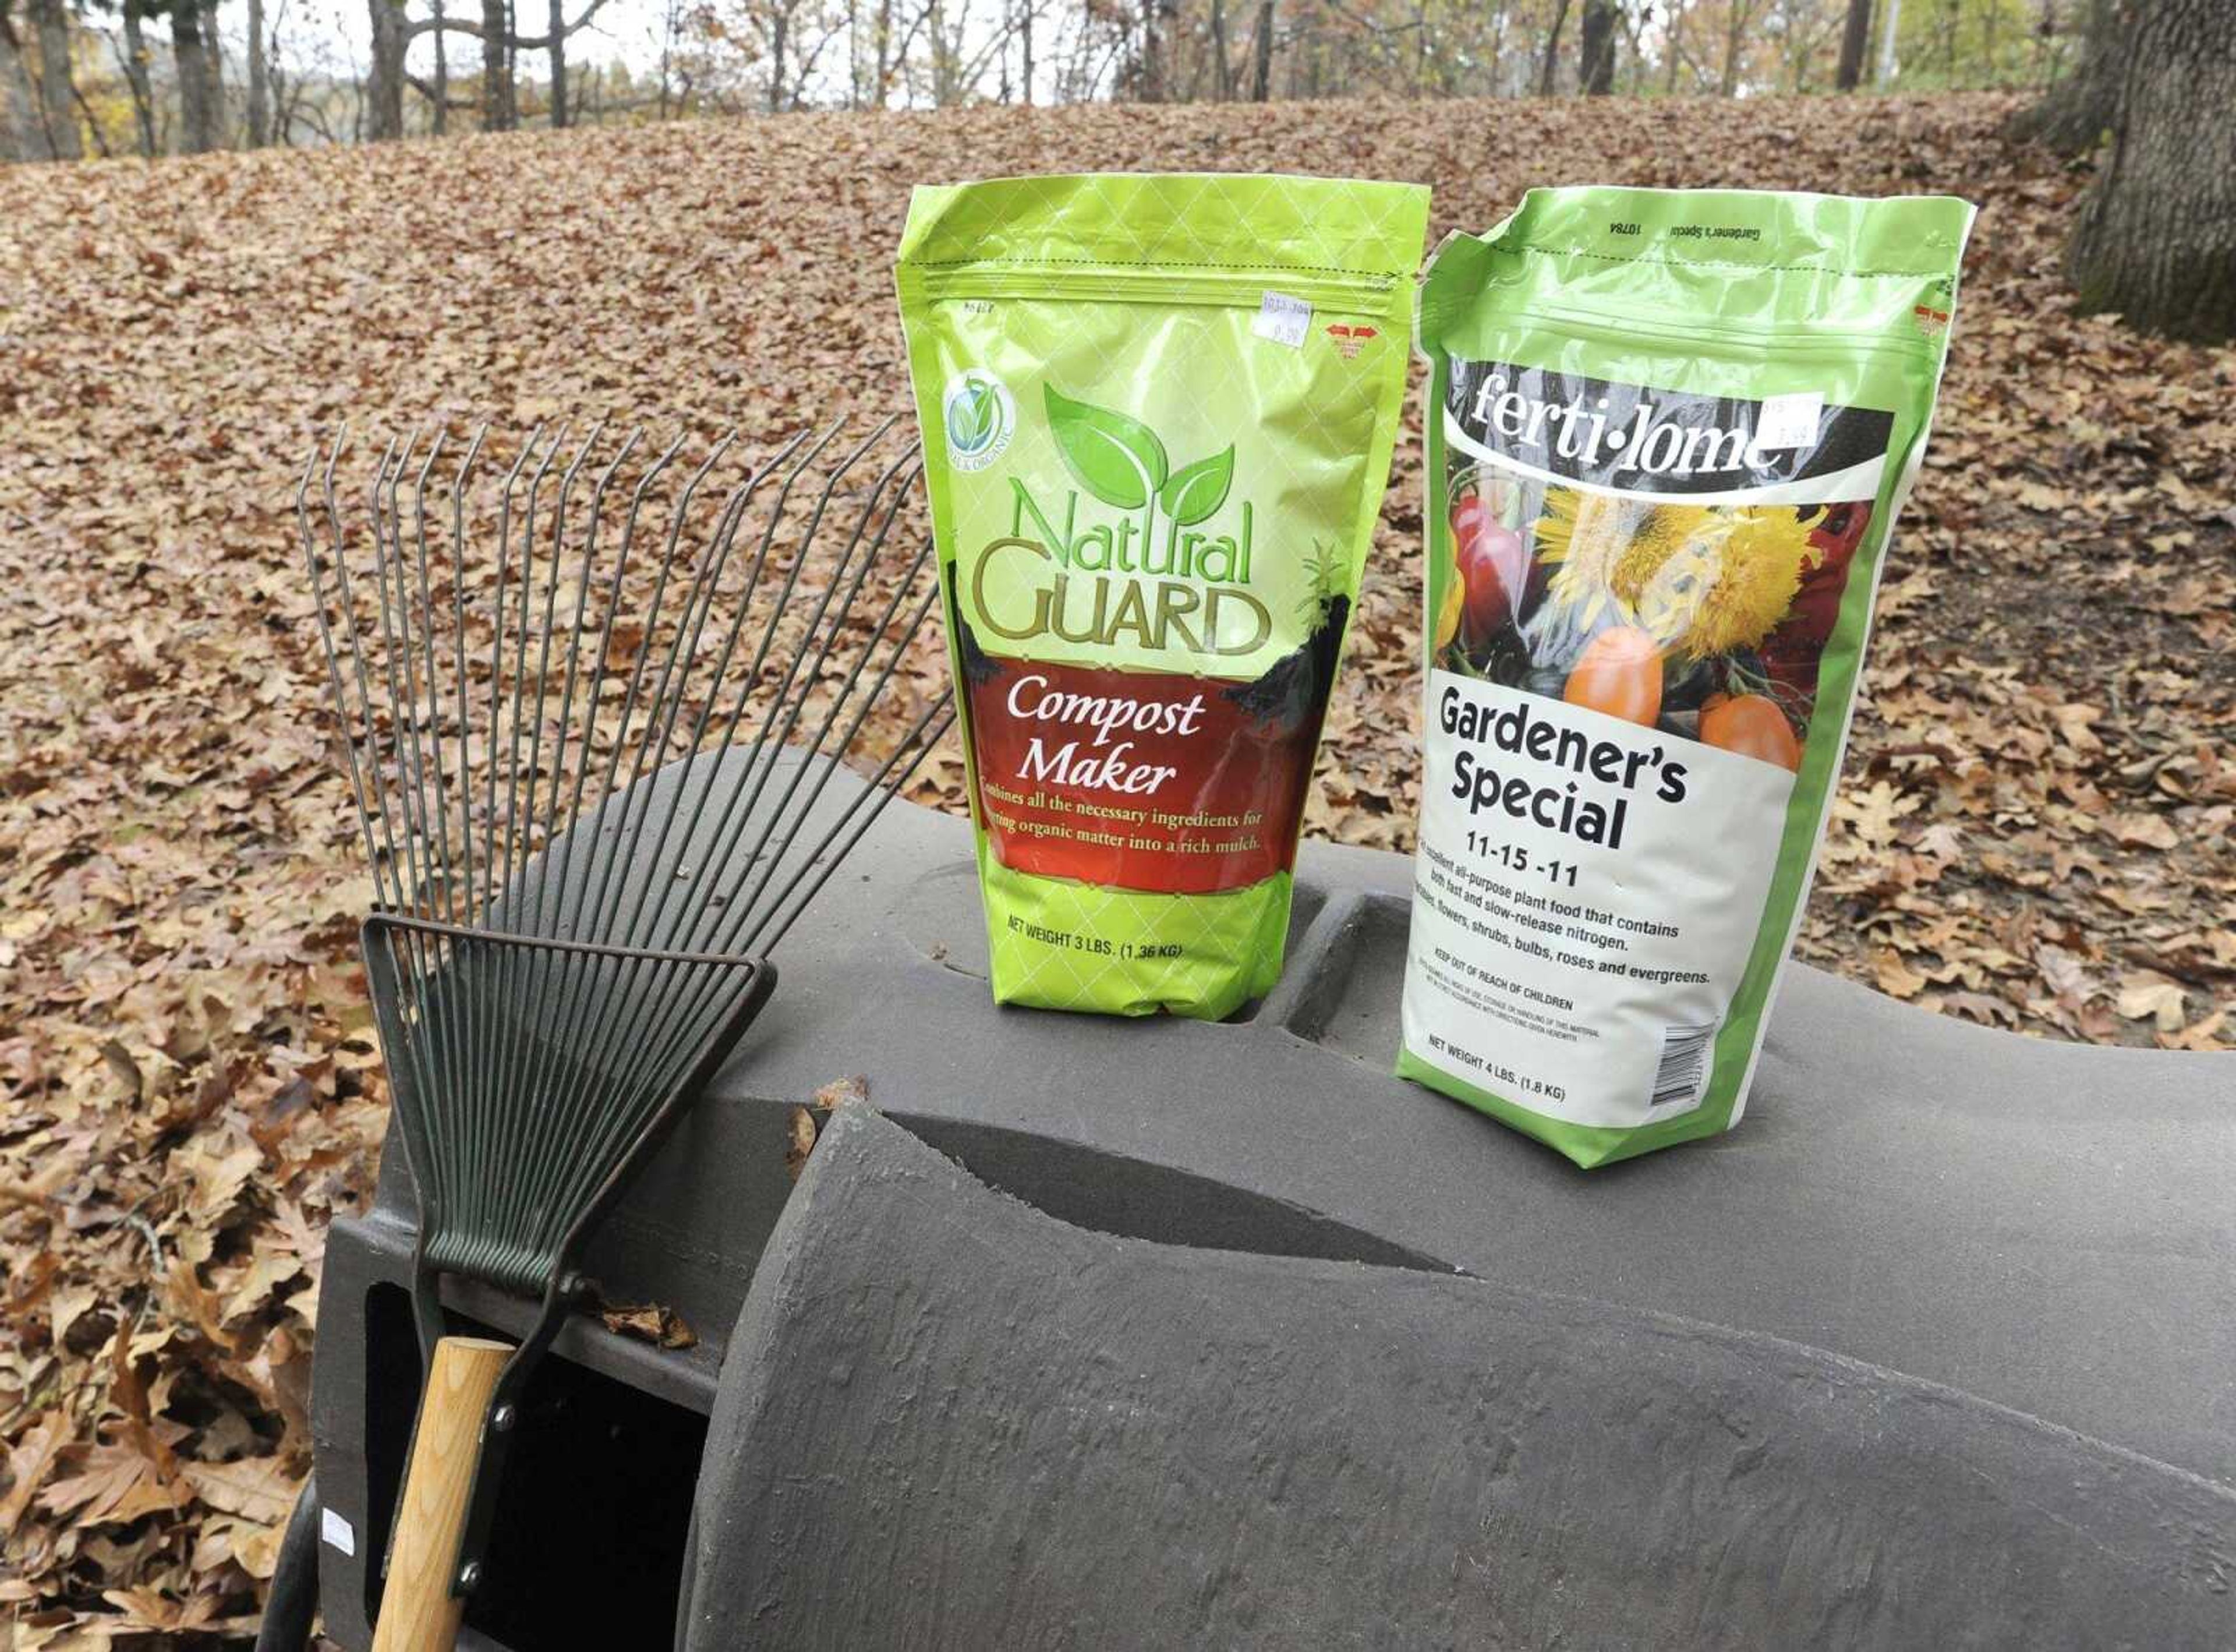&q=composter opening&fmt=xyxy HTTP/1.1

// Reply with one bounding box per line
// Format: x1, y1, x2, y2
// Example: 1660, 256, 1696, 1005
362, 1283, 706, 1650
